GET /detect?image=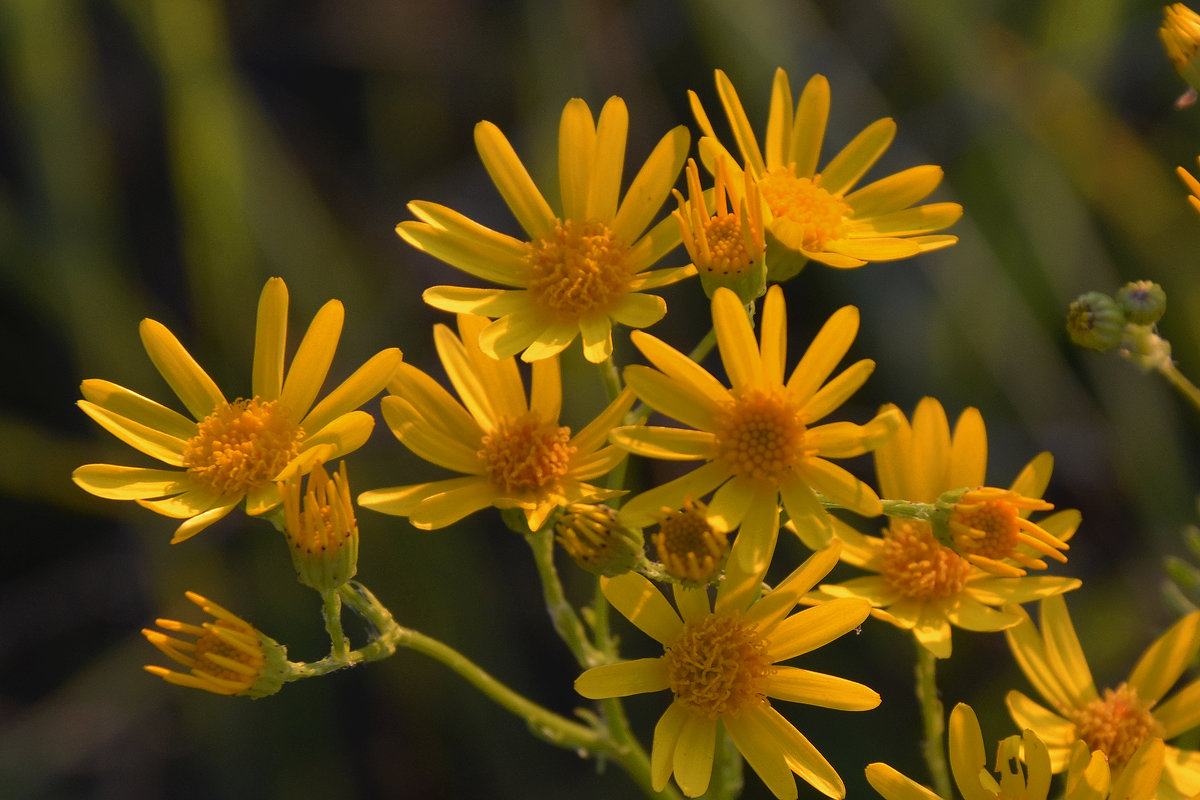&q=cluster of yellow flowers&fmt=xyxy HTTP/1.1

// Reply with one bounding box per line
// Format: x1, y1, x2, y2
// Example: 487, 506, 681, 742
73, 34, 1200, 800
